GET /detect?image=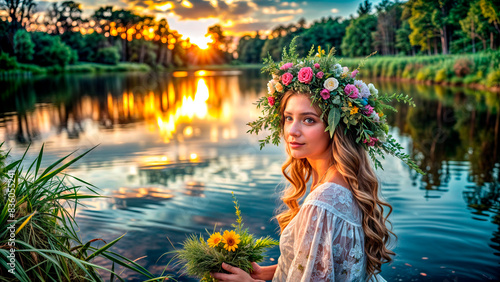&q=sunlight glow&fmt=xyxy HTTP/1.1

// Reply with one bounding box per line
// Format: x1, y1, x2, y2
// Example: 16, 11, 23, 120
156, 3, 173, 11
190, 35, 213, 50
181, 0, 193, 8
